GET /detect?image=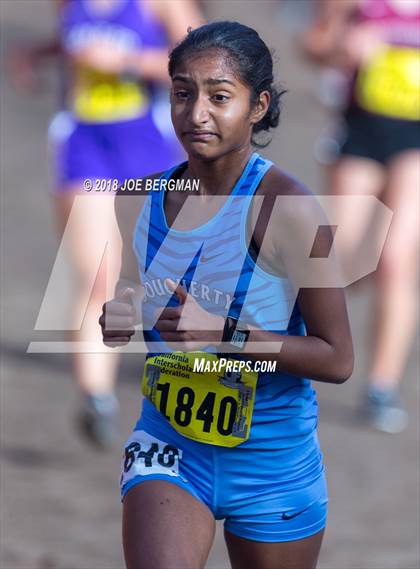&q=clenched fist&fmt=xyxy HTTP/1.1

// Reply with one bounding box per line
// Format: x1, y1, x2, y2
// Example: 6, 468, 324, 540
99, 288, 137, 347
